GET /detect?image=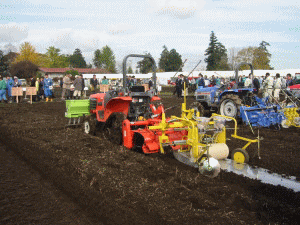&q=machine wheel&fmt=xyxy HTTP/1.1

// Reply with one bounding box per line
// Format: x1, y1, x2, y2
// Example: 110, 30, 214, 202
190, 102, 205, 117
281, 119, 289, 129
231, 148, 249, 164
83, 115, 97, 135
106, 113, 127, 145
219, 94, 242, 118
